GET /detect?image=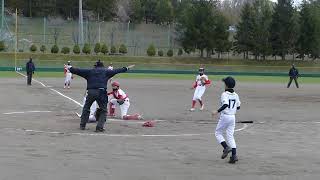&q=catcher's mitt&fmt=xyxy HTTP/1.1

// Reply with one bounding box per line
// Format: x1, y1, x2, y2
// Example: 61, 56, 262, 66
117, 99, 125, 105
